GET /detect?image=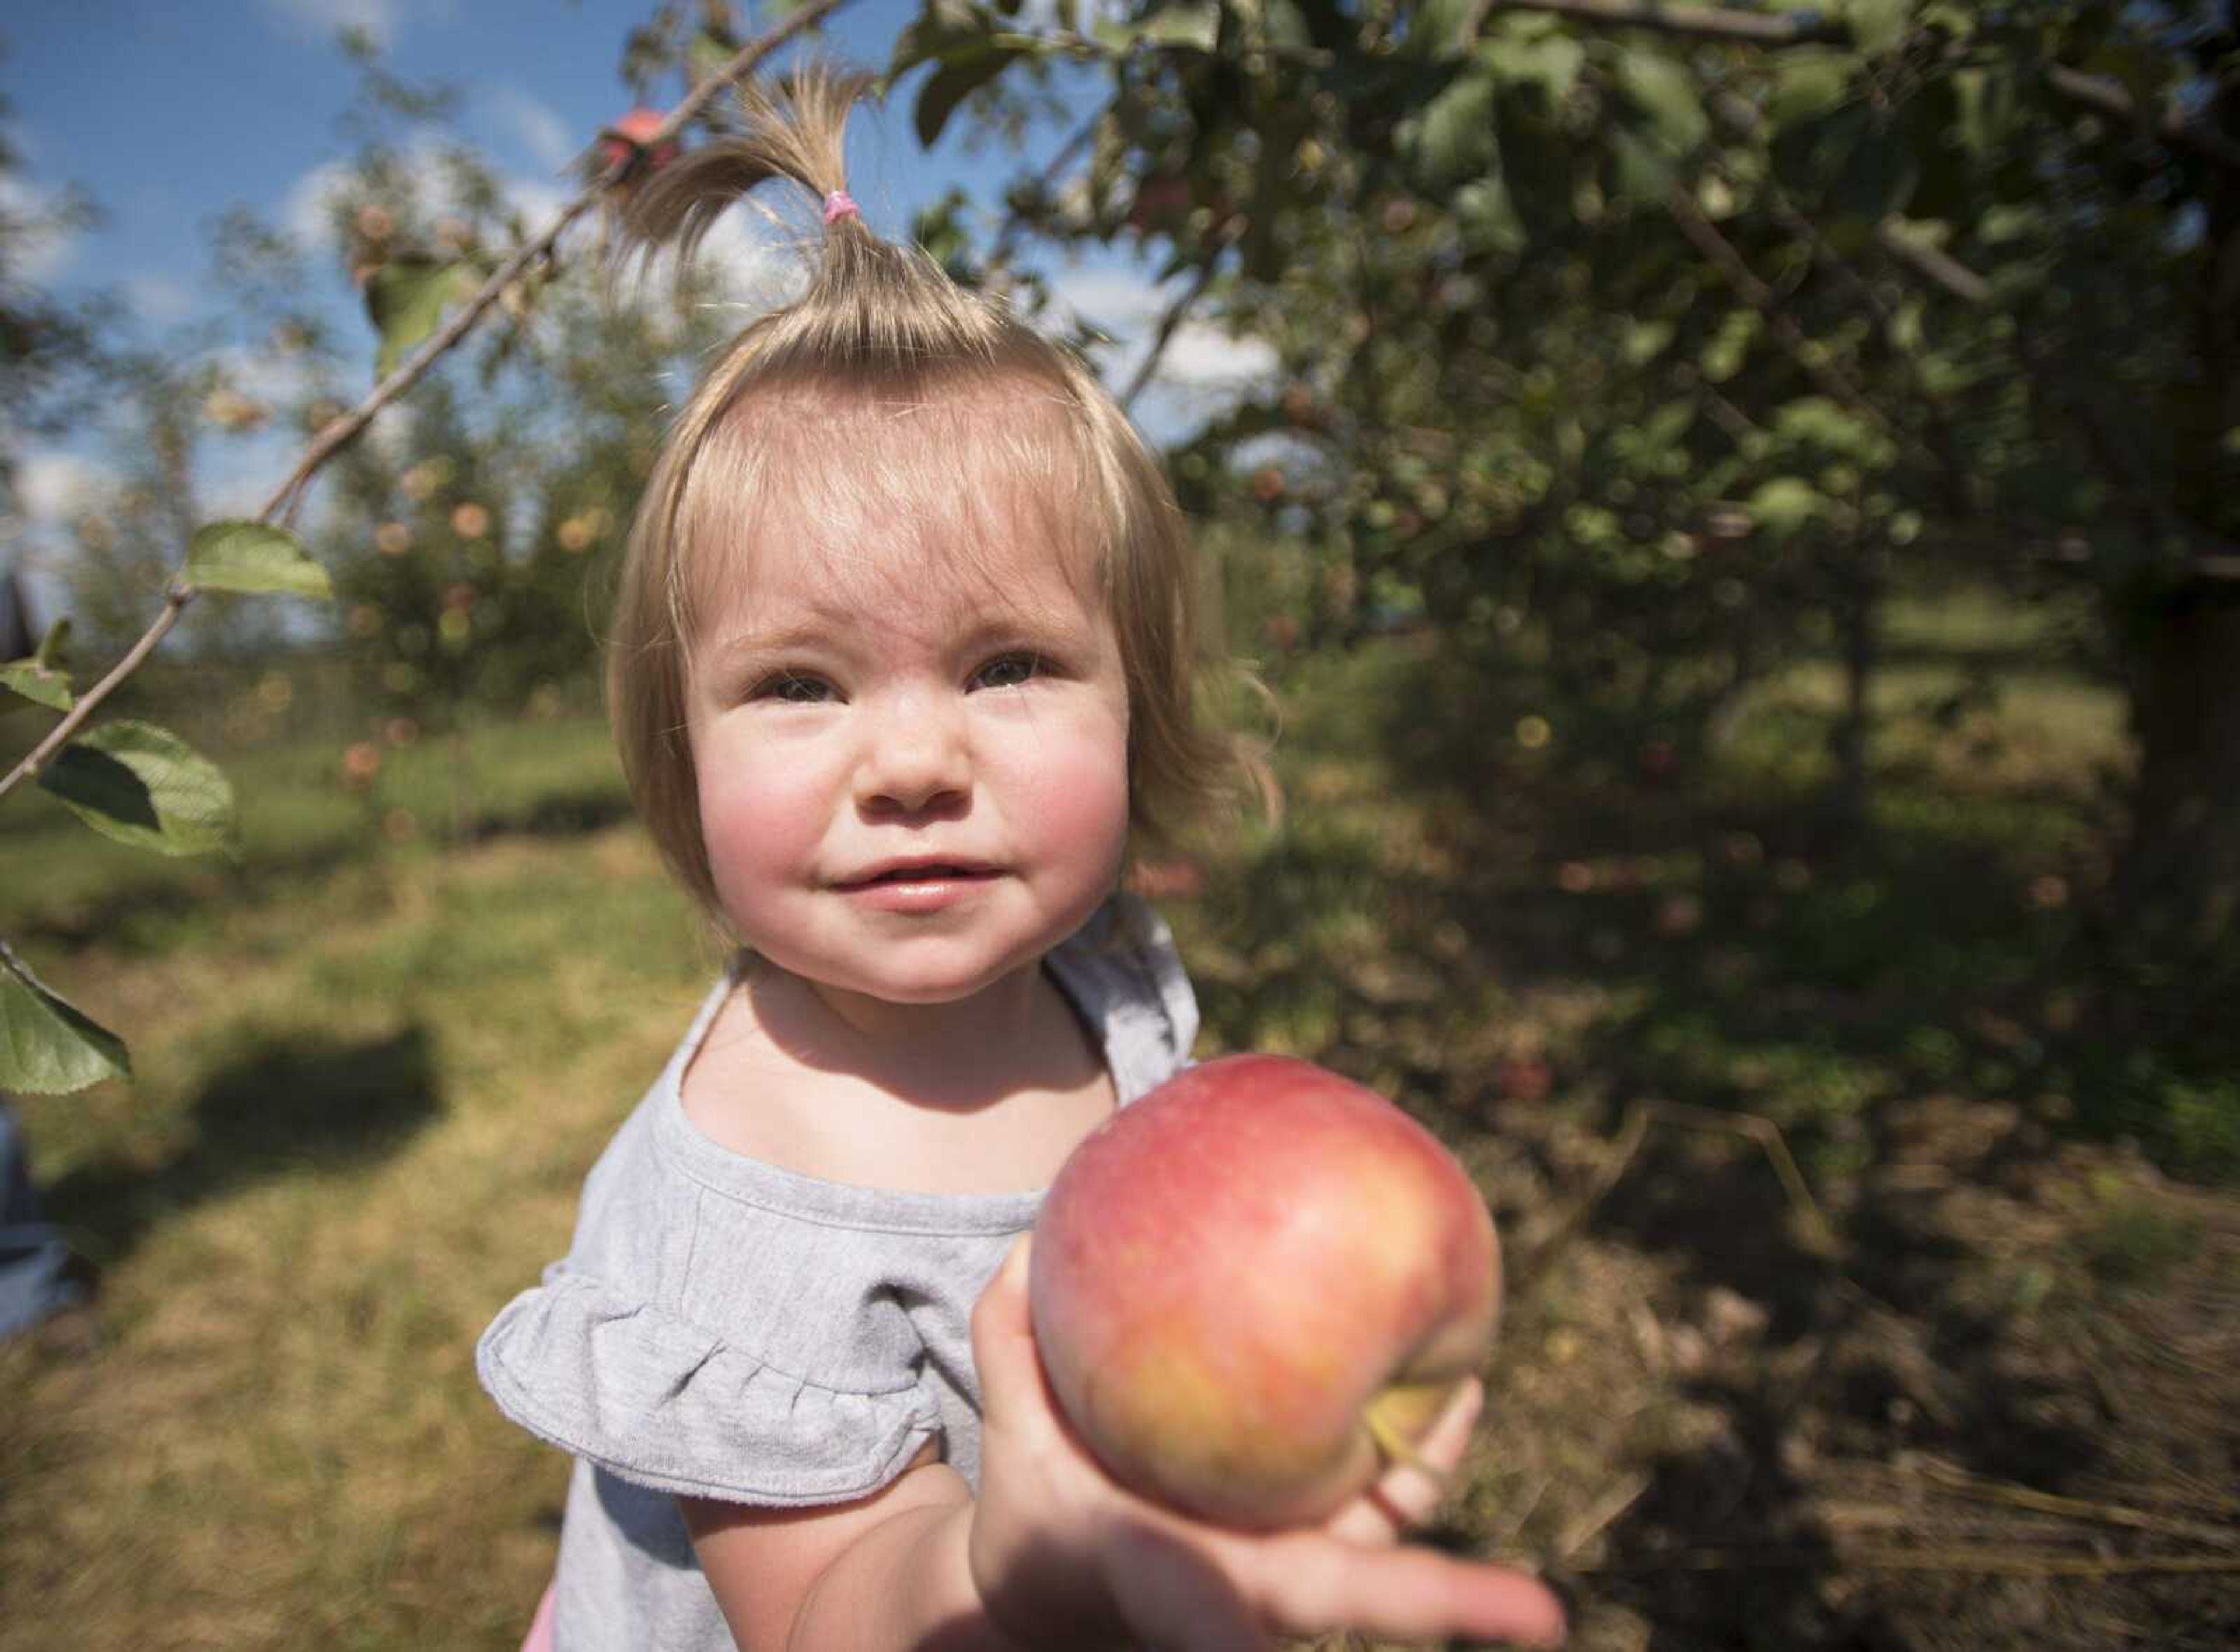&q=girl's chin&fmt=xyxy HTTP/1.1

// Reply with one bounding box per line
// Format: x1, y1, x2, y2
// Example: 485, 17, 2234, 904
762, 944, 1041, 1011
